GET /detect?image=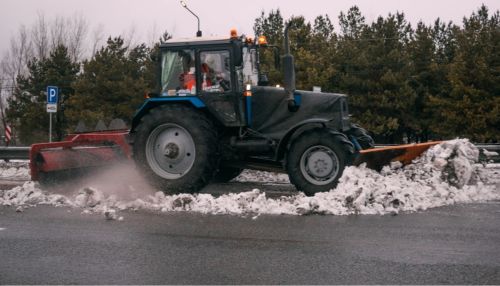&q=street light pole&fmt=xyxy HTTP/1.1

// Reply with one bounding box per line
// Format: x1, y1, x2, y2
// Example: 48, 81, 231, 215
180, 1, 202, 37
